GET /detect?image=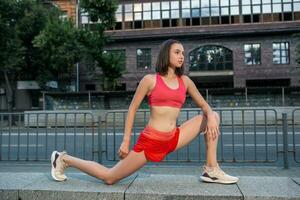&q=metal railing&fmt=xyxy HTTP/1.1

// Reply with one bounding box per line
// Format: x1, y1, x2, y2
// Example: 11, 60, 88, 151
0, 111, 97, 161
103, 108, 281, 163
0, 108, 298, 168
292, 108, 300, 163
